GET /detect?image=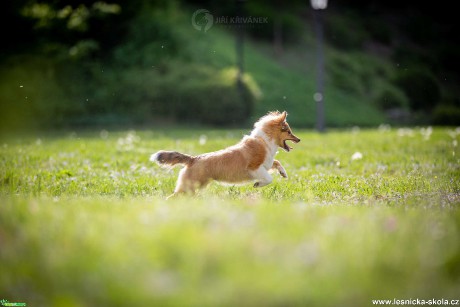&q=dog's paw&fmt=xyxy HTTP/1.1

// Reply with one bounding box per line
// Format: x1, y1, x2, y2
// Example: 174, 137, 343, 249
278, 168, 288, 178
